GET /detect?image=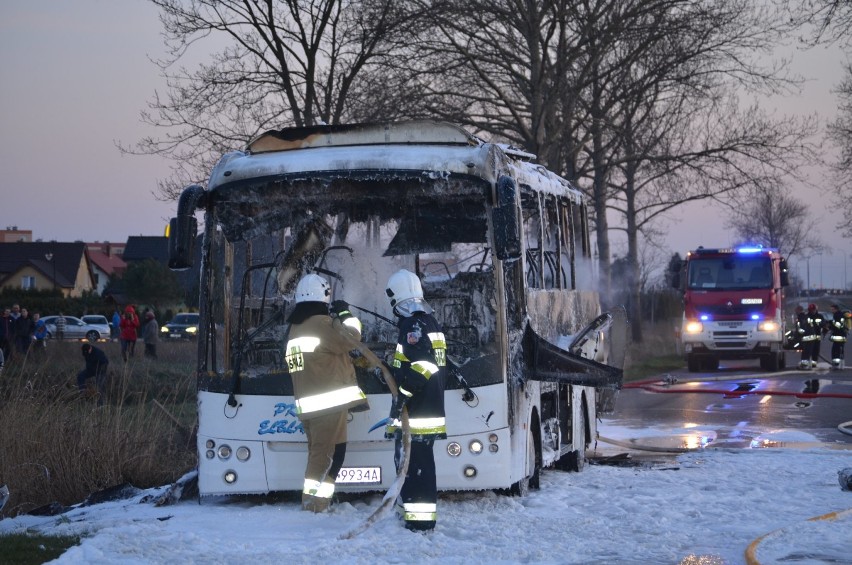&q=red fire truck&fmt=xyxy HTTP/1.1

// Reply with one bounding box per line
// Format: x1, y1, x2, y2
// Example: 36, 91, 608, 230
673, 246, 790, 372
